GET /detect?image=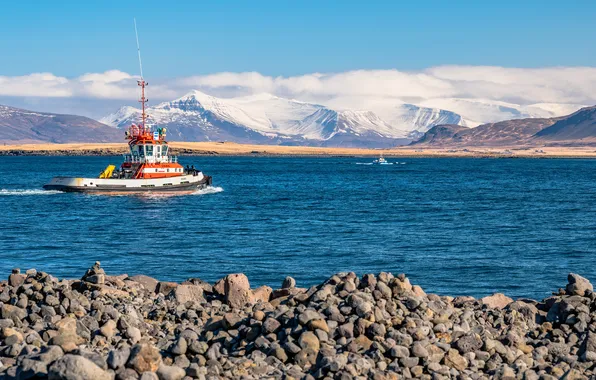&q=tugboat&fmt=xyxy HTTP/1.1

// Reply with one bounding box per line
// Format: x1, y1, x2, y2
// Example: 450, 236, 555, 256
43, 22, 212, 193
